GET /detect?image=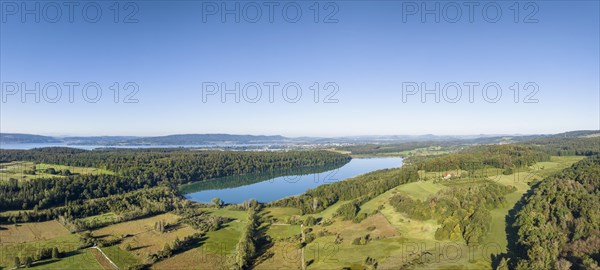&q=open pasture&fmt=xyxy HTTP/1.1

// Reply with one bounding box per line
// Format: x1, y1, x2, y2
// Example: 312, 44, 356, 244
0, 161, 114, 182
